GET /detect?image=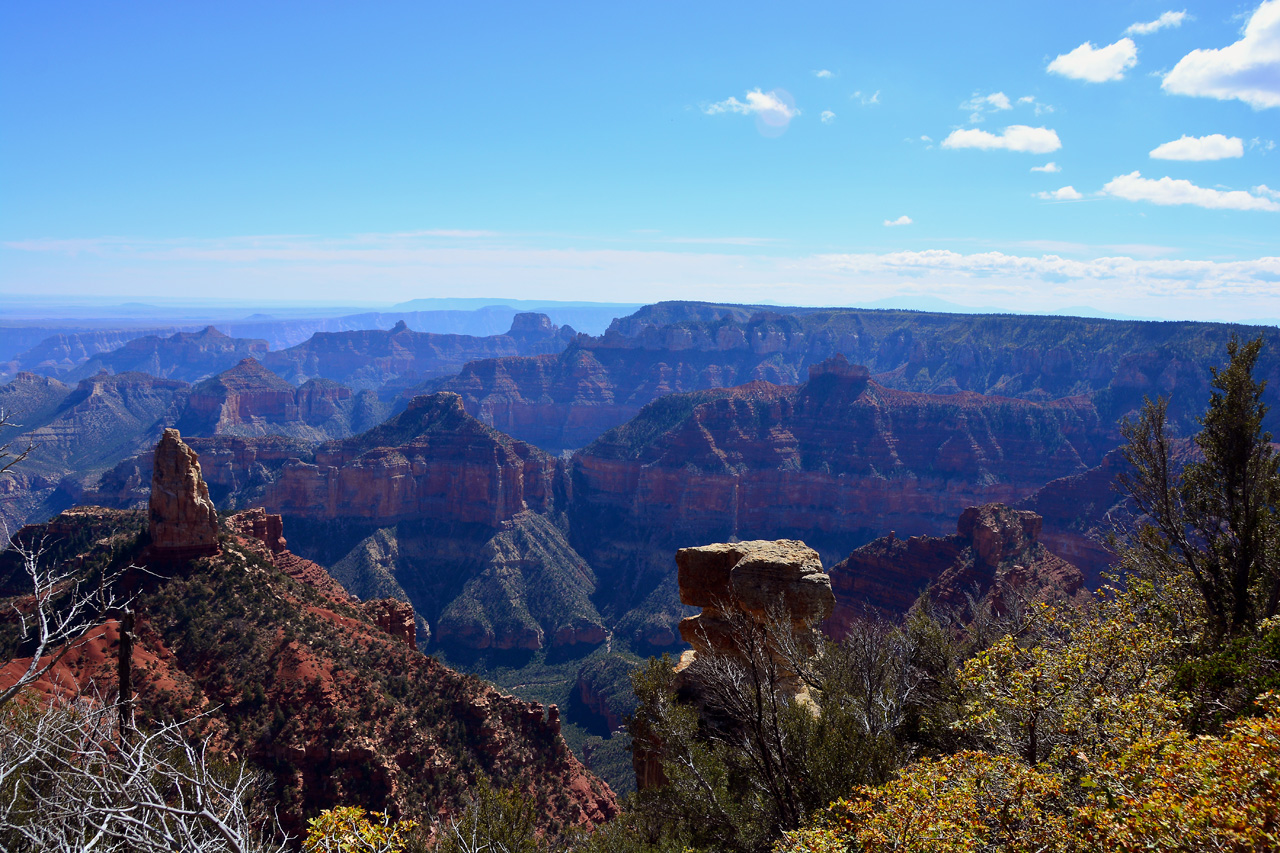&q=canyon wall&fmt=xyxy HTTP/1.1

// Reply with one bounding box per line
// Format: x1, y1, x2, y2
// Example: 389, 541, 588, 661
444, 304, 1277, 453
